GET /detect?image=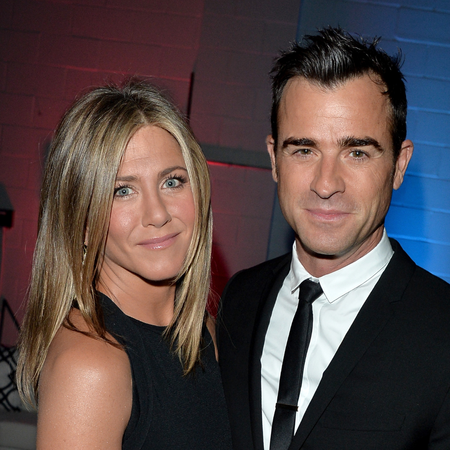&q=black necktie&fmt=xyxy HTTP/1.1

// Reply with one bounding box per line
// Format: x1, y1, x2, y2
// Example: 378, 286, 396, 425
270, 279, 323, 450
